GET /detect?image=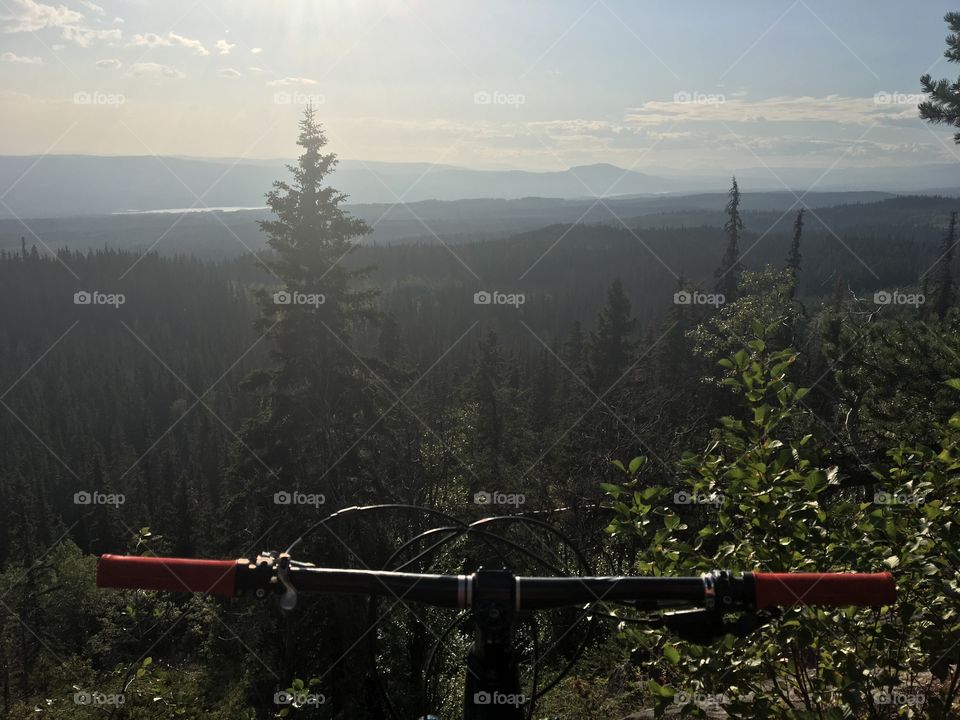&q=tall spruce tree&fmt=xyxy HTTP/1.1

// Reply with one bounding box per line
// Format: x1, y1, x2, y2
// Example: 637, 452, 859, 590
934, 211, 957, 319
229, 106, 389, 718
786, 208, 804, 299
715, 177, 743, 301
241, 105, 383, 510
588, 278, 637, 394
920, 12, 960, 142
